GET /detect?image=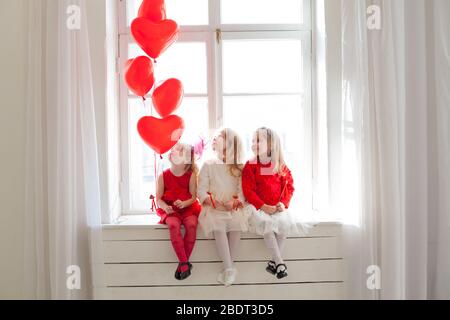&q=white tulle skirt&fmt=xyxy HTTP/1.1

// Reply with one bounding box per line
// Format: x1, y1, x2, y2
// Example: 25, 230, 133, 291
199, 205, 252, 238
248, 205, 311, 236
